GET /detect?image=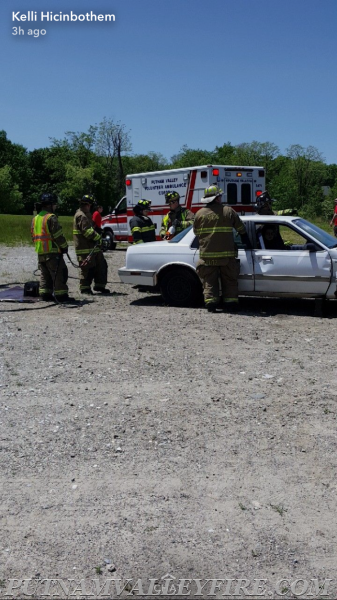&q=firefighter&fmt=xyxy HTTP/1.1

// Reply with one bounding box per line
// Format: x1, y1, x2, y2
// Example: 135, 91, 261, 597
193, 185, 249, 312
130, 200, 156, 244
73, 195, 110, 295
31, 193, 69, 302
159, 192, 194, 239
256, 190, 274, 215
